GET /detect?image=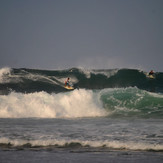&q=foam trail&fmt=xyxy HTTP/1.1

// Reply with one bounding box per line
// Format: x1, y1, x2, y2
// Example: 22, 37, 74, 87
0, 89, 106, 118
